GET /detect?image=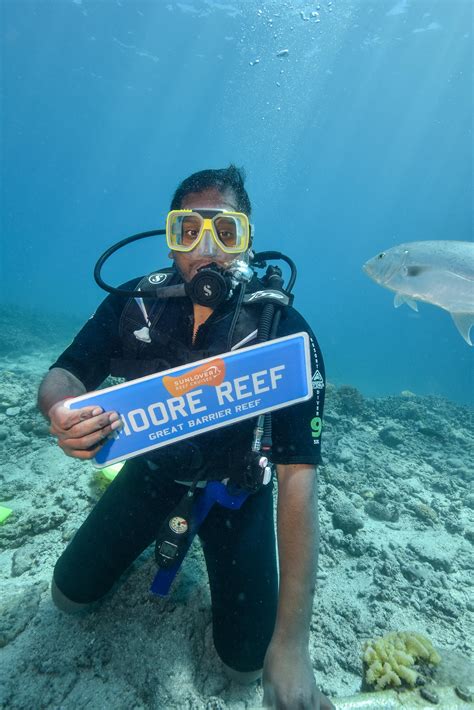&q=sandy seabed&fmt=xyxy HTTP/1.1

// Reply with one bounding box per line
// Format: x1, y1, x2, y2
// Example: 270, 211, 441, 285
0, 318, 473, 709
